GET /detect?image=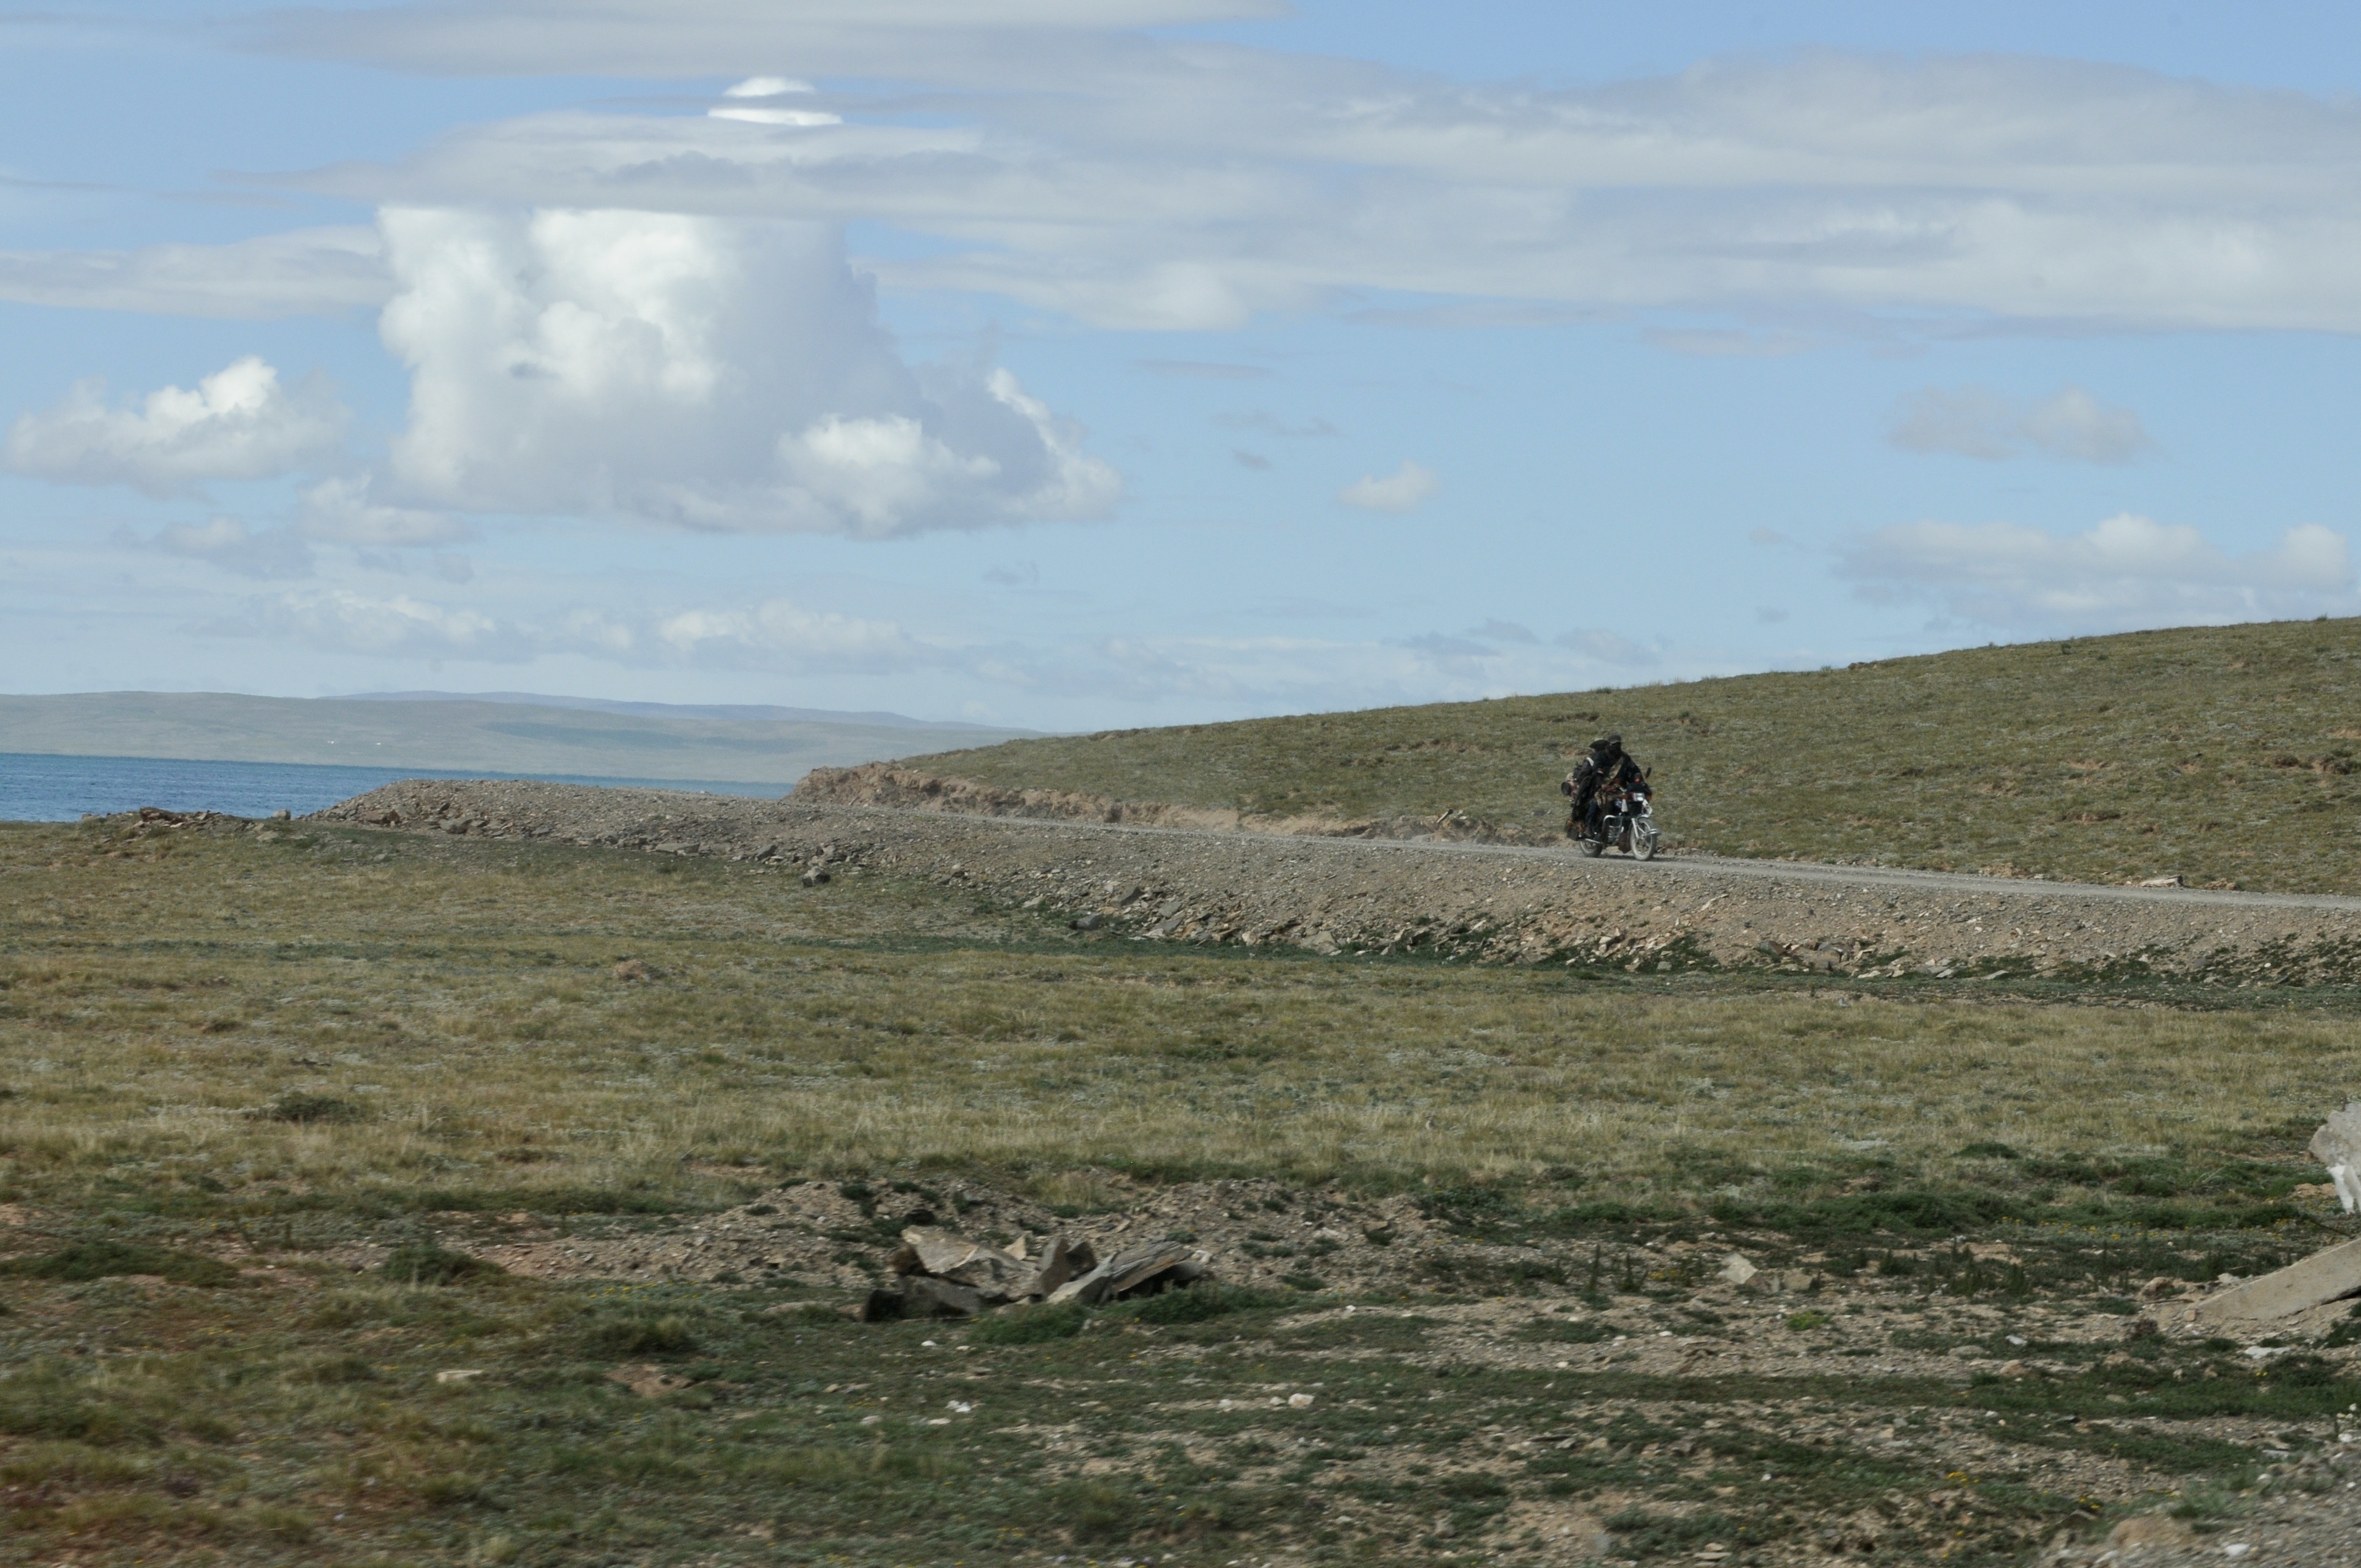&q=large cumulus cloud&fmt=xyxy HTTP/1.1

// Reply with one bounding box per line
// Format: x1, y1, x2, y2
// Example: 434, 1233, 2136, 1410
377, 207, 1118, 536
